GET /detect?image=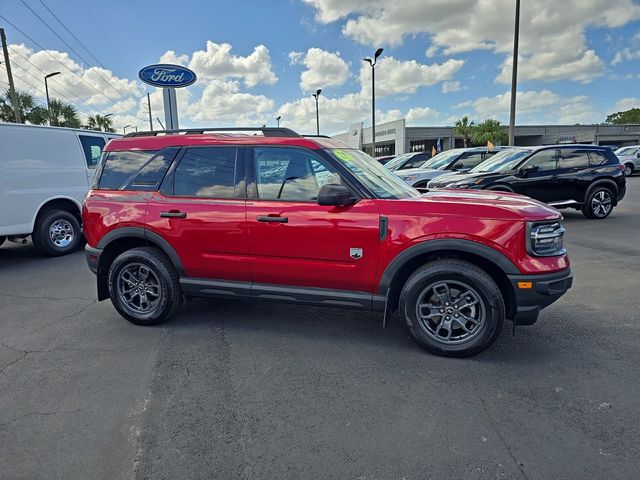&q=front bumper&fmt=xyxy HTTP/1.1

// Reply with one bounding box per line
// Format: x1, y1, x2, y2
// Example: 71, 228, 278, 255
508, 269, 573, 325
